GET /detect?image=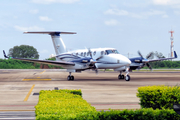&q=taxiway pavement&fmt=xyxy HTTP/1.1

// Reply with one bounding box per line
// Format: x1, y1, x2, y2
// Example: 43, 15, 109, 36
0, 69, 180, 112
